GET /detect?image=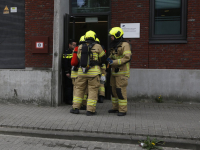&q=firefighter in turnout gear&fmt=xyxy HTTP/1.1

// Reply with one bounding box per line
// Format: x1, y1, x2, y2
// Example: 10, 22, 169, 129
98, 63, 106, 103
71, 36, 87, 109
70, 30, 106, 116
107, 27, 132, 116
95, 38, 106, 103
63, 39, 77, 105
